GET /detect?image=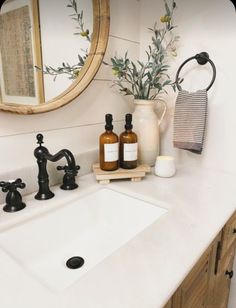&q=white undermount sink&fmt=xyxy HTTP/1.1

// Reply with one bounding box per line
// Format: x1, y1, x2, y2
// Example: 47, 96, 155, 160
0, 188, 167, 291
